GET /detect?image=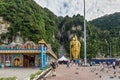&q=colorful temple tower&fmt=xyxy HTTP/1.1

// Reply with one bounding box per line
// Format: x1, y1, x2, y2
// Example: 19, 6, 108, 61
38, 39, 47, 69
0, 39, 57, 69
